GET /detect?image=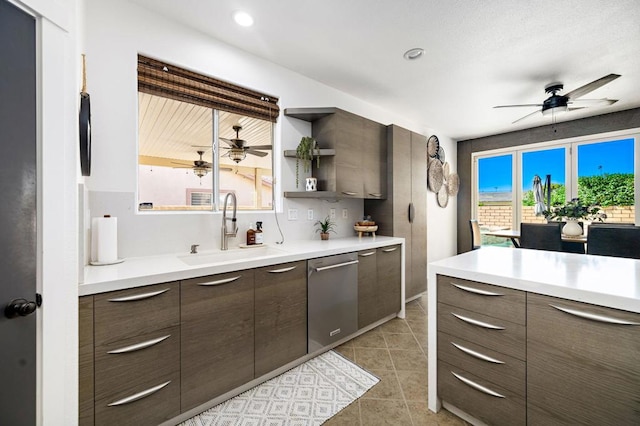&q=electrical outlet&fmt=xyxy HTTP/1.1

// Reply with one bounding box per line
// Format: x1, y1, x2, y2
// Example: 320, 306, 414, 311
288, 209, 298, 220
342, 208, 348, 219
329, 208, 336, 220
307, 209, 314, 221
